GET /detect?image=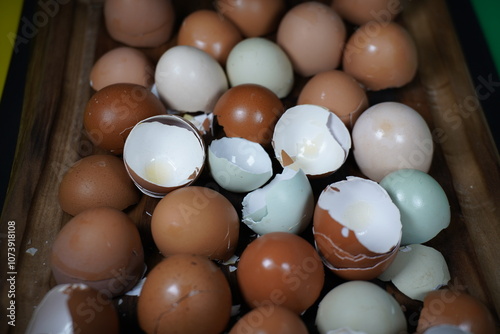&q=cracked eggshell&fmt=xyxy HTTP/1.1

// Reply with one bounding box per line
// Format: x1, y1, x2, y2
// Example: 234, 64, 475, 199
137, 254, 232, 334
378, 244, 451, 301
208, 137, 273, 193
26, 284, 119, 334
242, 168, 314, 235
272, 104, 351, 178
123, 115, 205, 197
